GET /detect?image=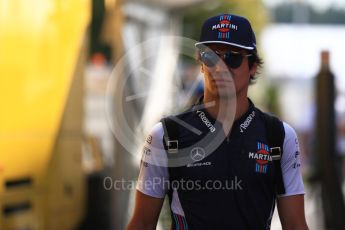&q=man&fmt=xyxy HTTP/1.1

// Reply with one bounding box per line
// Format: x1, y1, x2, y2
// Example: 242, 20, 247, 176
127, 14, 308, 230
